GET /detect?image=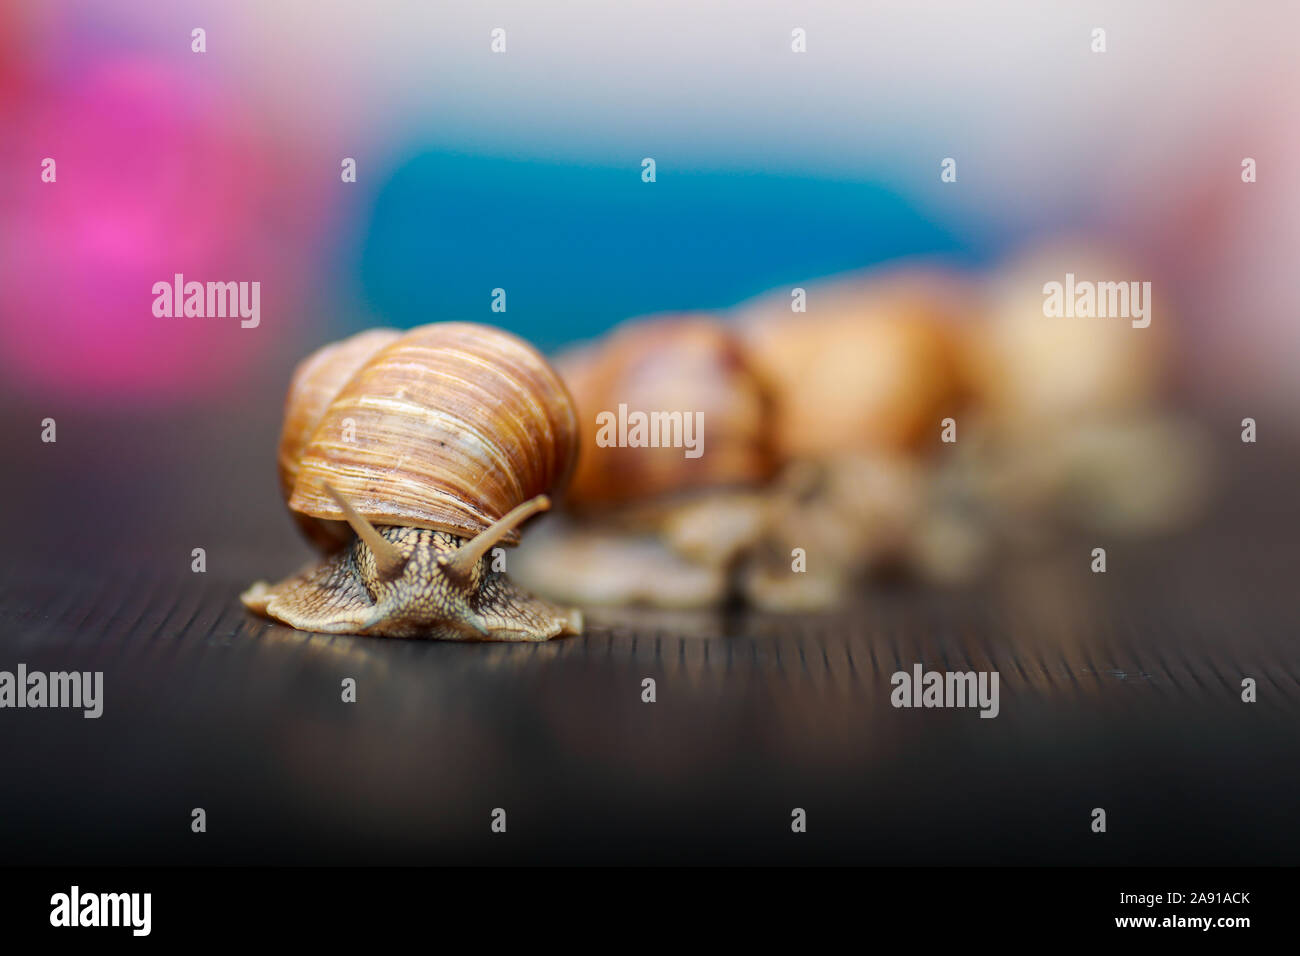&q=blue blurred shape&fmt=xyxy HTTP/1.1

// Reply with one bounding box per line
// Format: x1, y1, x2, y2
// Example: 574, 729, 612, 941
360, 151, 974, 349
